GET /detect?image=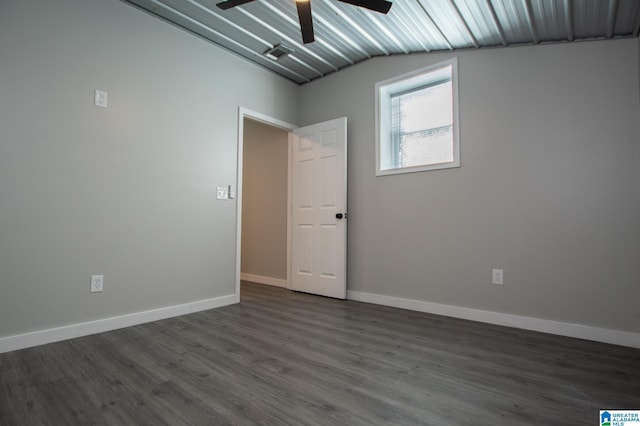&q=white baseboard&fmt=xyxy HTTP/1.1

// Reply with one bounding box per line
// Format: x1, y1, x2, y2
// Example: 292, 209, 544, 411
347, 290, 640, 349
241, 273, 288, 288
0, 294, 237, 354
